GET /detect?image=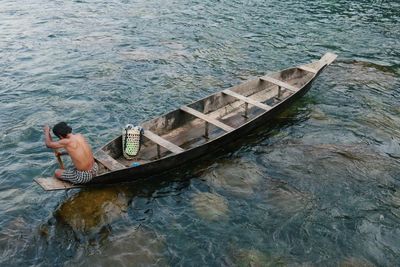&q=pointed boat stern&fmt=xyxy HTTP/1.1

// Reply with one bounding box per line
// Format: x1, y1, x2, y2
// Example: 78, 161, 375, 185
320, 52, 337, 66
